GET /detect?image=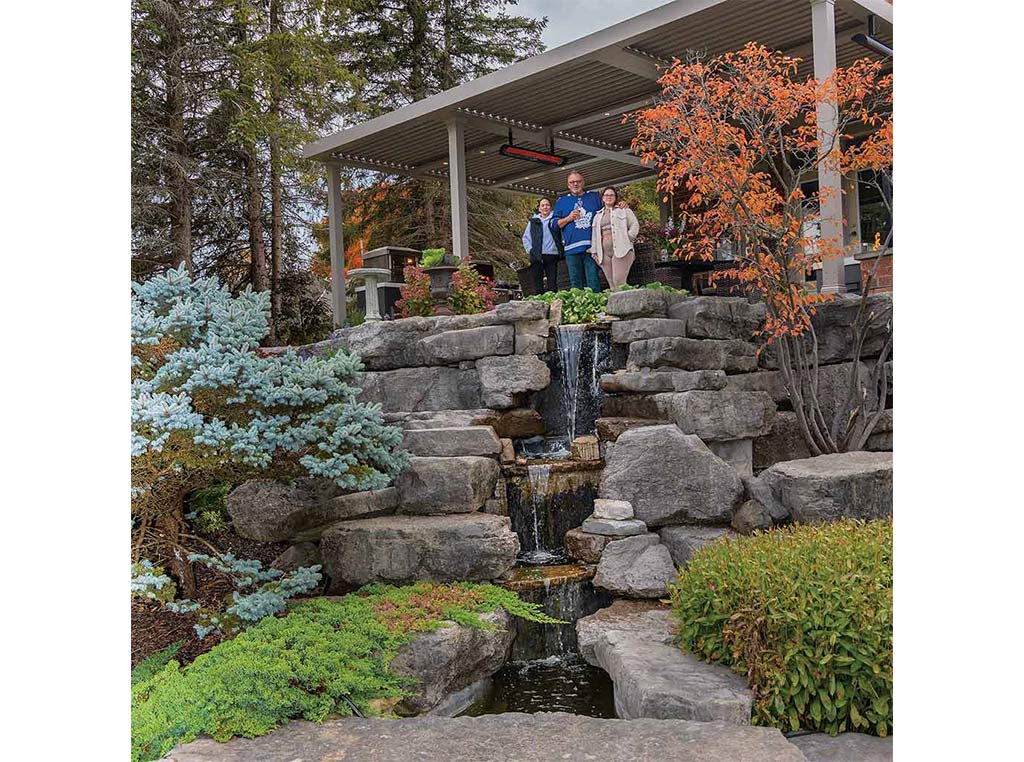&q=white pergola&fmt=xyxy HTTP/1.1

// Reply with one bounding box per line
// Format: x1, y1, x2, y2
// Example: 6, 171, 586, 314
303, 0, 893, 326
